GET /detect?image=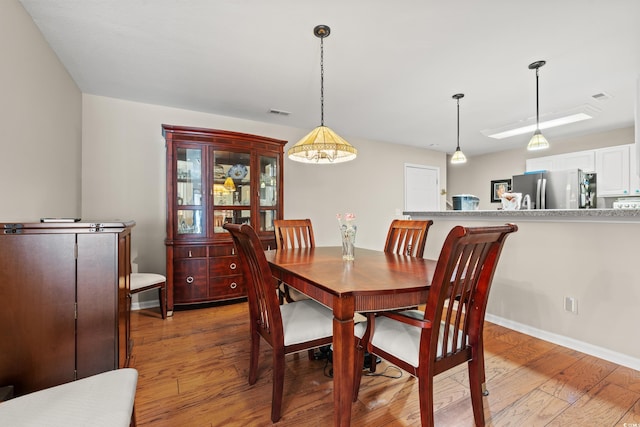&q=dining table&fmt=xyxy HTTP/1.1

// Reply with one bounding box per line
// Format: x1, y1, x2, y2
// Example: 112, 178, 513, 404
265, 246, 437, 427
